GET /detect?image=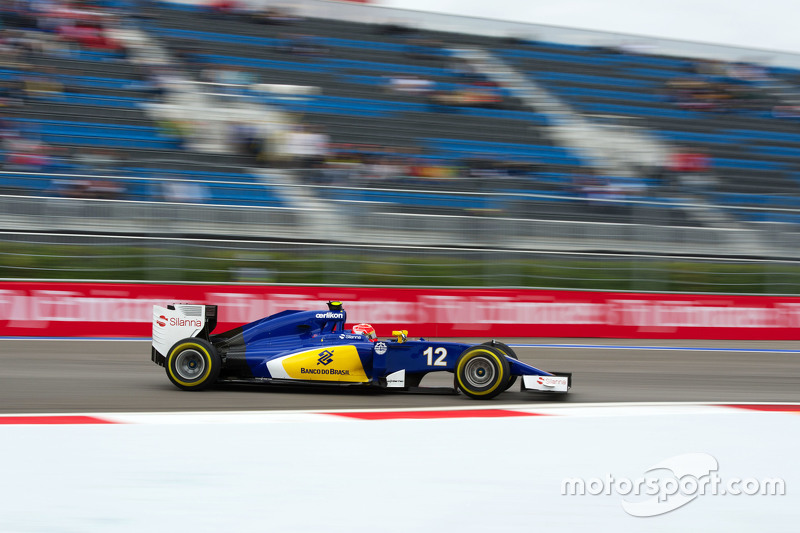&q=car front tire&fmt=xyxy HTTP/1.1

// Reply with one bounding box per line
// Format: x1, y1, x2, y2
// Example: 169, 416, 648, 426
482, 340, 519, 391
455, 345, 510, 400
